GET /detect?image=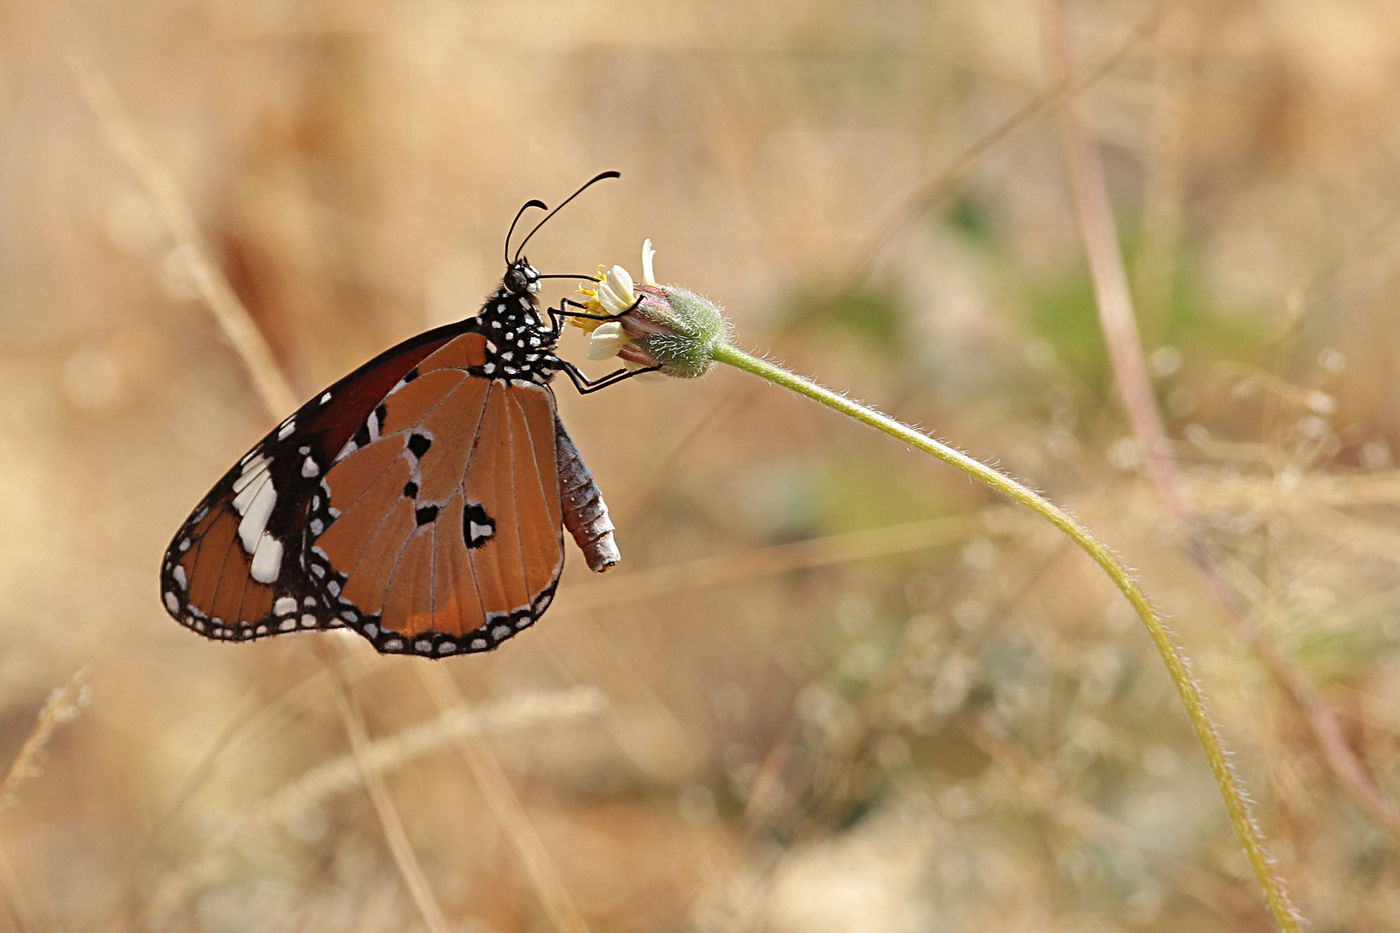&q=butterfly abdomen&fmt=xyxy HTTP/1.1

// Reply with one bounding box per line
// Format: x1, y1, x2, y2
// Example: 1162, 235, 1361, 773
555, 416, 620, 573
